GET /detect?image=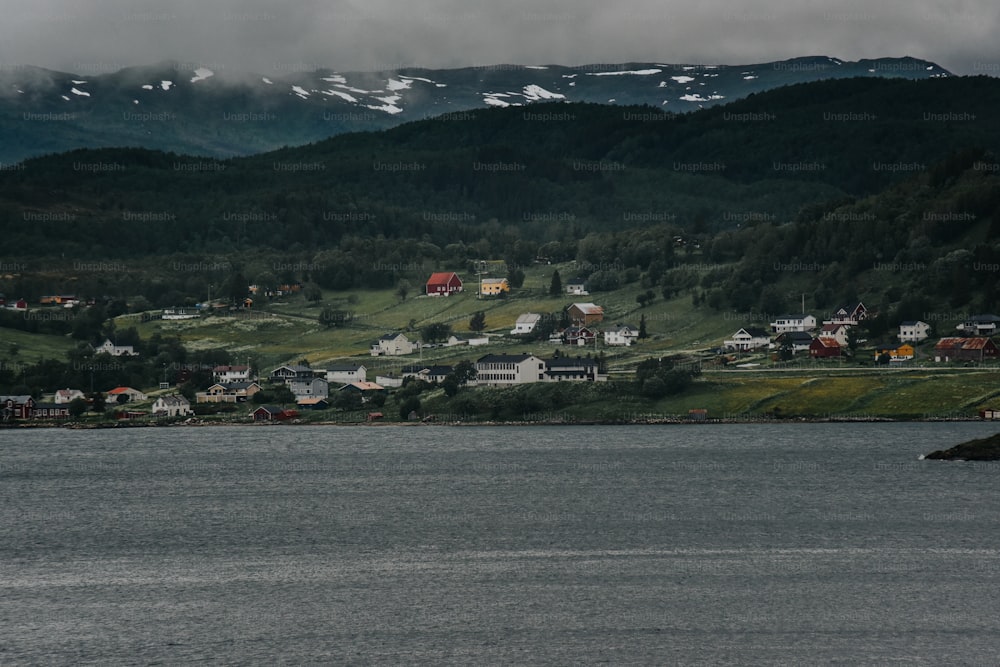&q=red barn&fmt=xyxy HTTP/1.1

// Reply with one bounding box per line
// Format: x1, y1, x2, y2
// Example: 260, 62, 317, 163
809, 337, 841, 358
425, 272, 463, 296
